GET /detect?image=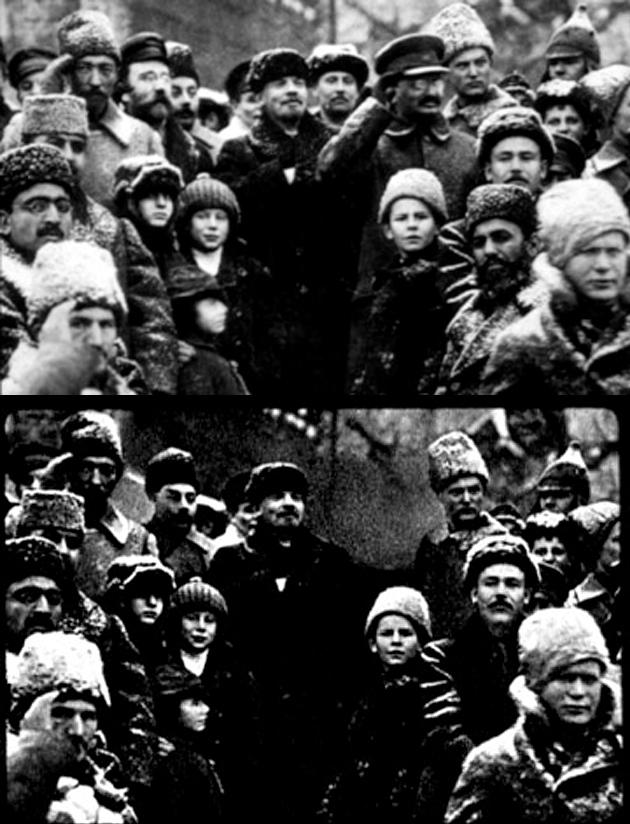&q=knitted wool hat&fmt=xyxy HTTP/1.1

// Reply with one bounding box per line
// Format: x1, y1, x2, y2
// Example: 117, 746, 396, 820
166, 264, 229, 305
549, 133, 586, 178
22, 94, 88, 139
177, 173, 240, 227
145, 447, 199, 497
476, 105, 555, 167
568, 501, 619, 567
8, 48, 57, 89
536, 441, 590, 502
27, 241, 127, 337
364, 586, 432, 642
544, 2, 600, 67
307, 43, 369, 87
104, 554, 175, 605
246, 48, 308, 94
224, 60, 252, 100
464, 183, 537, 238
245, 462, 308, 506
0, 144, 76, 210
463, 532, 540, 591
57, 10, 120, 64
518, 607, 609, 692
489, 502, 526, 536
580, 64, 630, 126
6, 536, 69, 588
374, 34, 449, 80
378, 168, 448, 225
17, 489, 85, 535
534, 79, 592, 123
427, 430, 489, 493
13, 631, 110, 707
166, 41, 199, 84
120, 32, 168, 68
538, 178, 630, 269
423, 2, 494, 64
170, 576, 228, 617
113, 154, 184, 207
